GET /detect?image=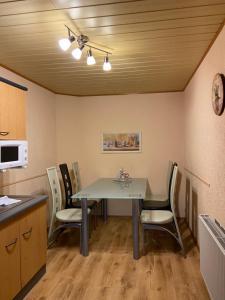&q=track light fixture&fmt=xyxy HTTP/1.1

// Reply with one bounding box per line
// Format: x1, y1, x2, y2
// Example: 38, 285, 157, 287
87, 49, 96, 65
58, 27, 75, 51
72, 45, 84, 60
103, 54, 112, 71
58, 25, 112, 71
